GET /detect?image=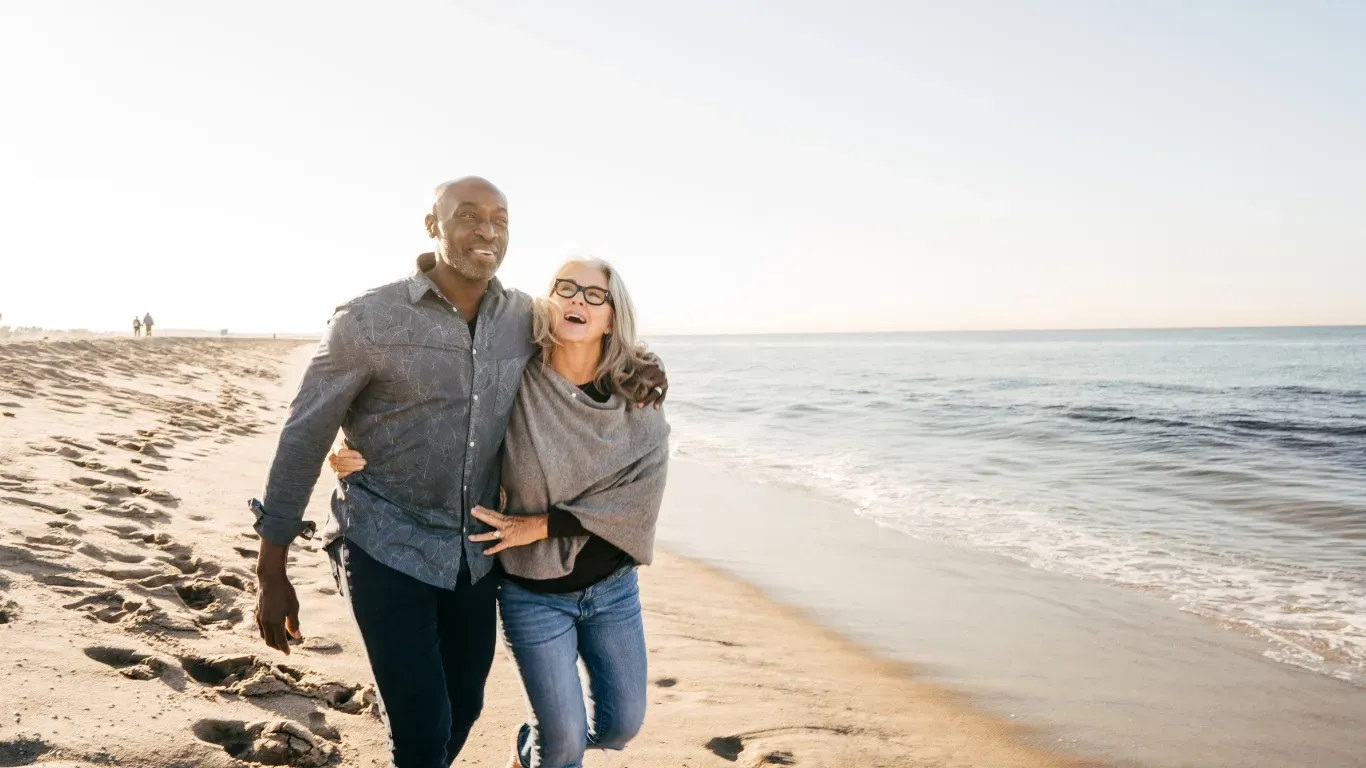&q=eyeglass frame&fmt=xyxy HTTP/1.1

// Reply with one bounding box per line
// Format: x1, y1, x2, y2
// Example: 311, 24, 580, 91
552, 278, 613, 306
